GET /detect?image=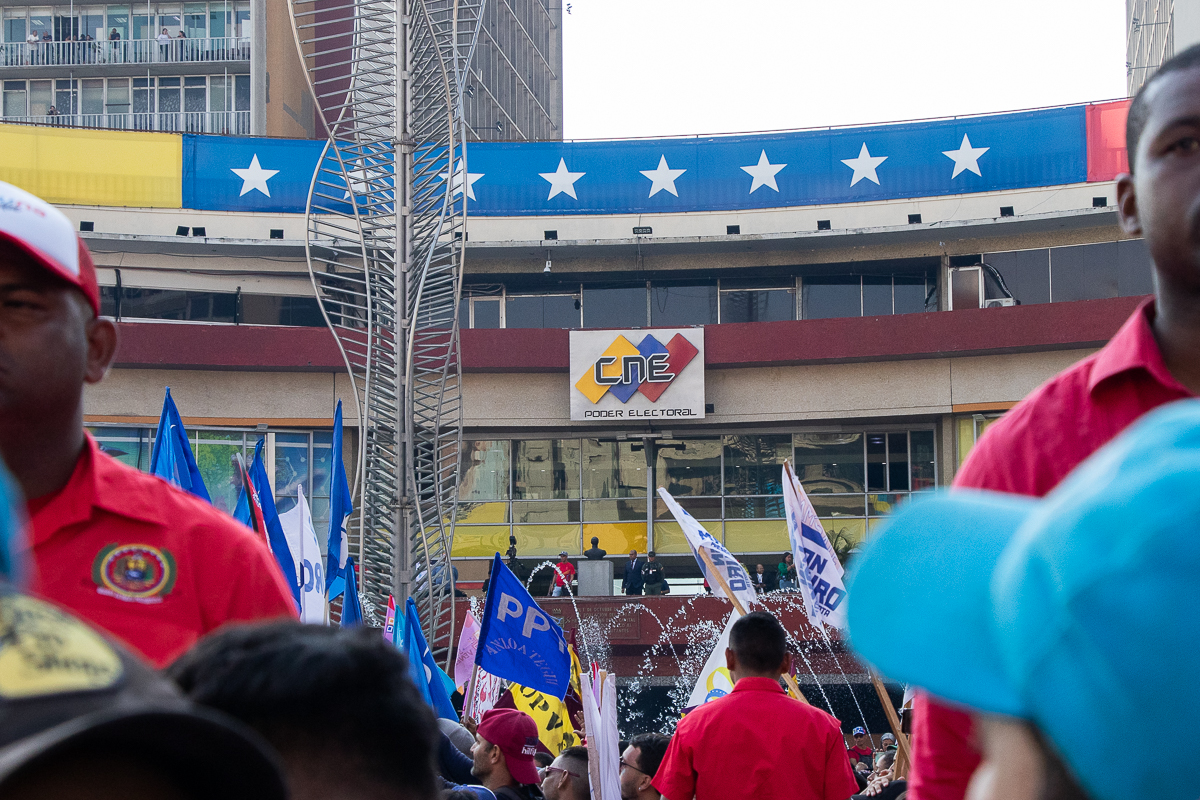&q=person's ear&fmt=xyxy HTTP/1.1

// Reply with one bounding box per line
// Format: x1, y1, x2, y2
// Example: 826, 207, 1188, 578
1116, 172, 1141, 237
779, 653, 792, 677
724, 647, 736, 672
84, 316, 118, 384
